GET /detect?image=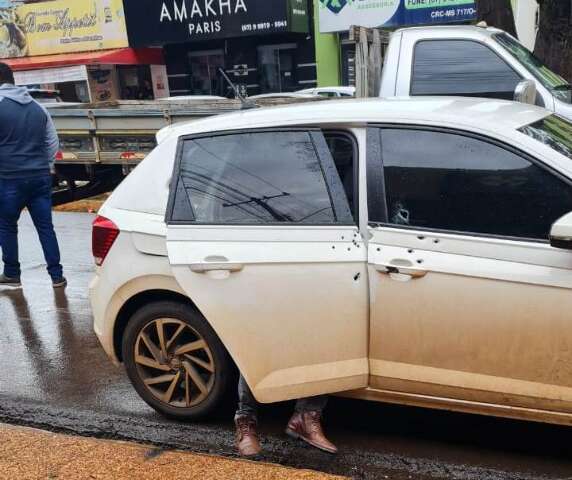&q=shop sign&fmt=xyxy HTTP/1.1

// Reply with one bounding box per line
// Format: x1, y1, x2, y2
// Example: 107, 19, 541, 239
0, 0, 129, 59
14, 64, 88, 85
123, 0, 309, 46
150, 64, 170, 98
88, 66, 117, 102
319, 0, 477, 33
